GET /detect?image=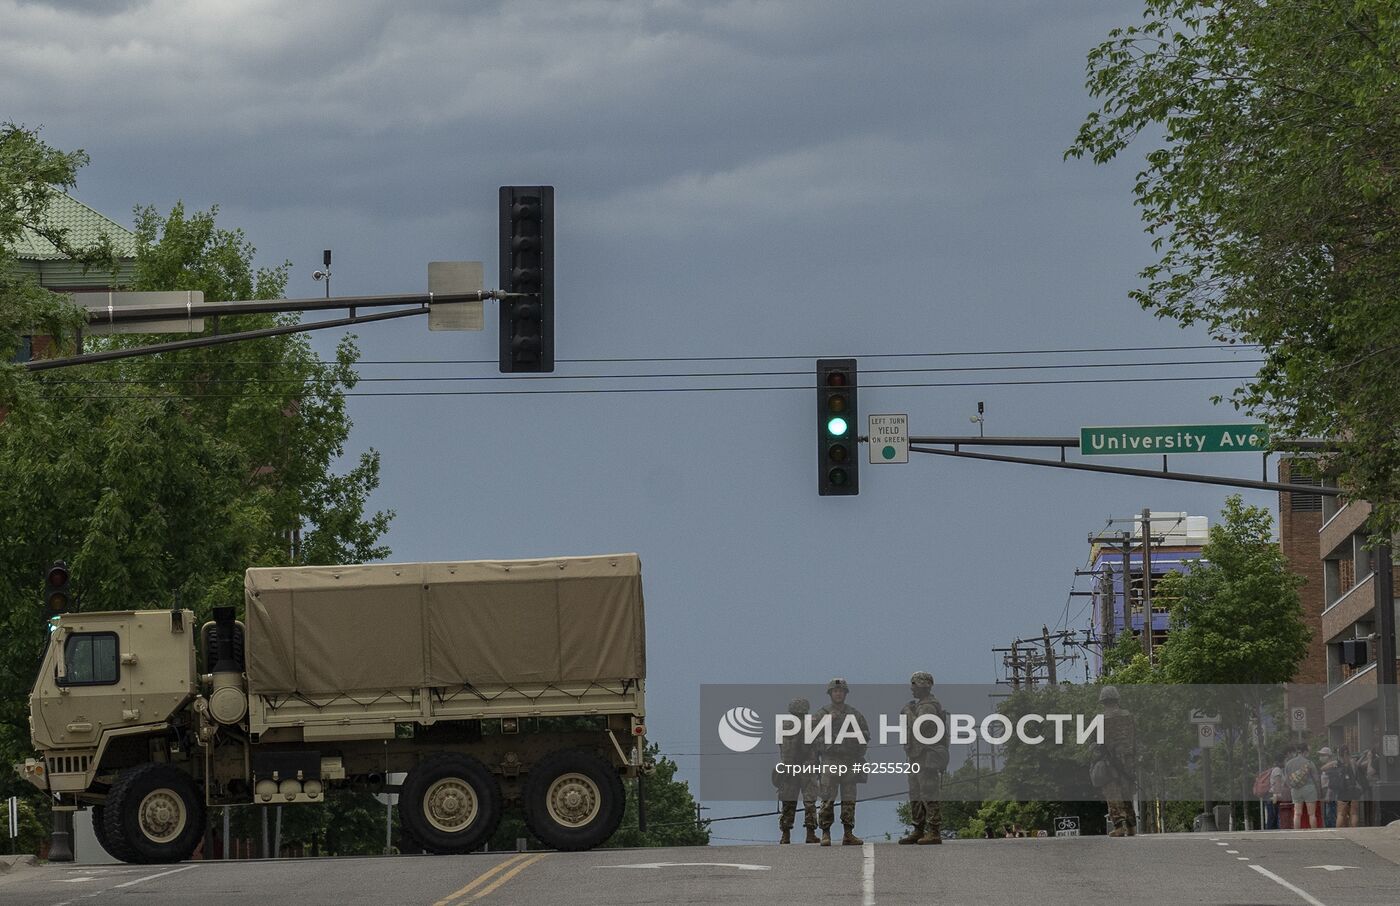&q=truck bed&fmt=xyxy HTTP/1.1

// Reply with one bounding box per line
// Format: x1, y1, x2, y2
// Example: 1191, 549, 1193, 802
244, 553, 646, 697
